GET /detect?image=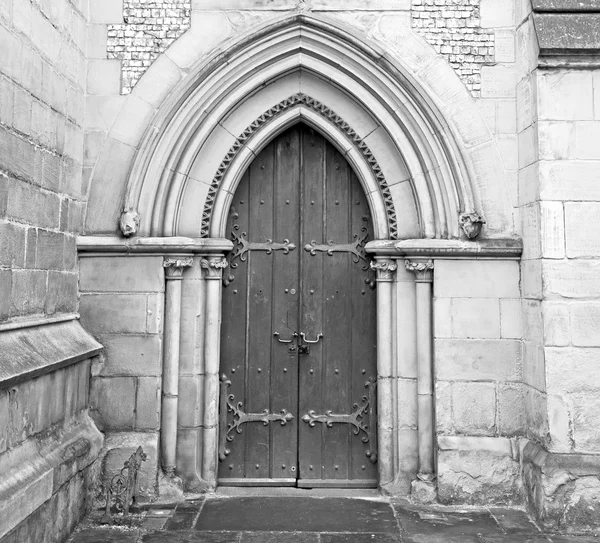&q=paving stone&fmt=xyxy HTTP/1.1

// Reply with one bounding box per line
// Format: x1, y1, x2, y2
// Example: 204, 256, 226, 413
142, 531, 240, 543
70, 527, 140, 542
488, 508, 541, 535
141, 517, 168, 530
195, 497, 398, 533
165, 511, 197, 531
241, 531, 320, 542
320, 533, 402, 543
480, 536, 551, 542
